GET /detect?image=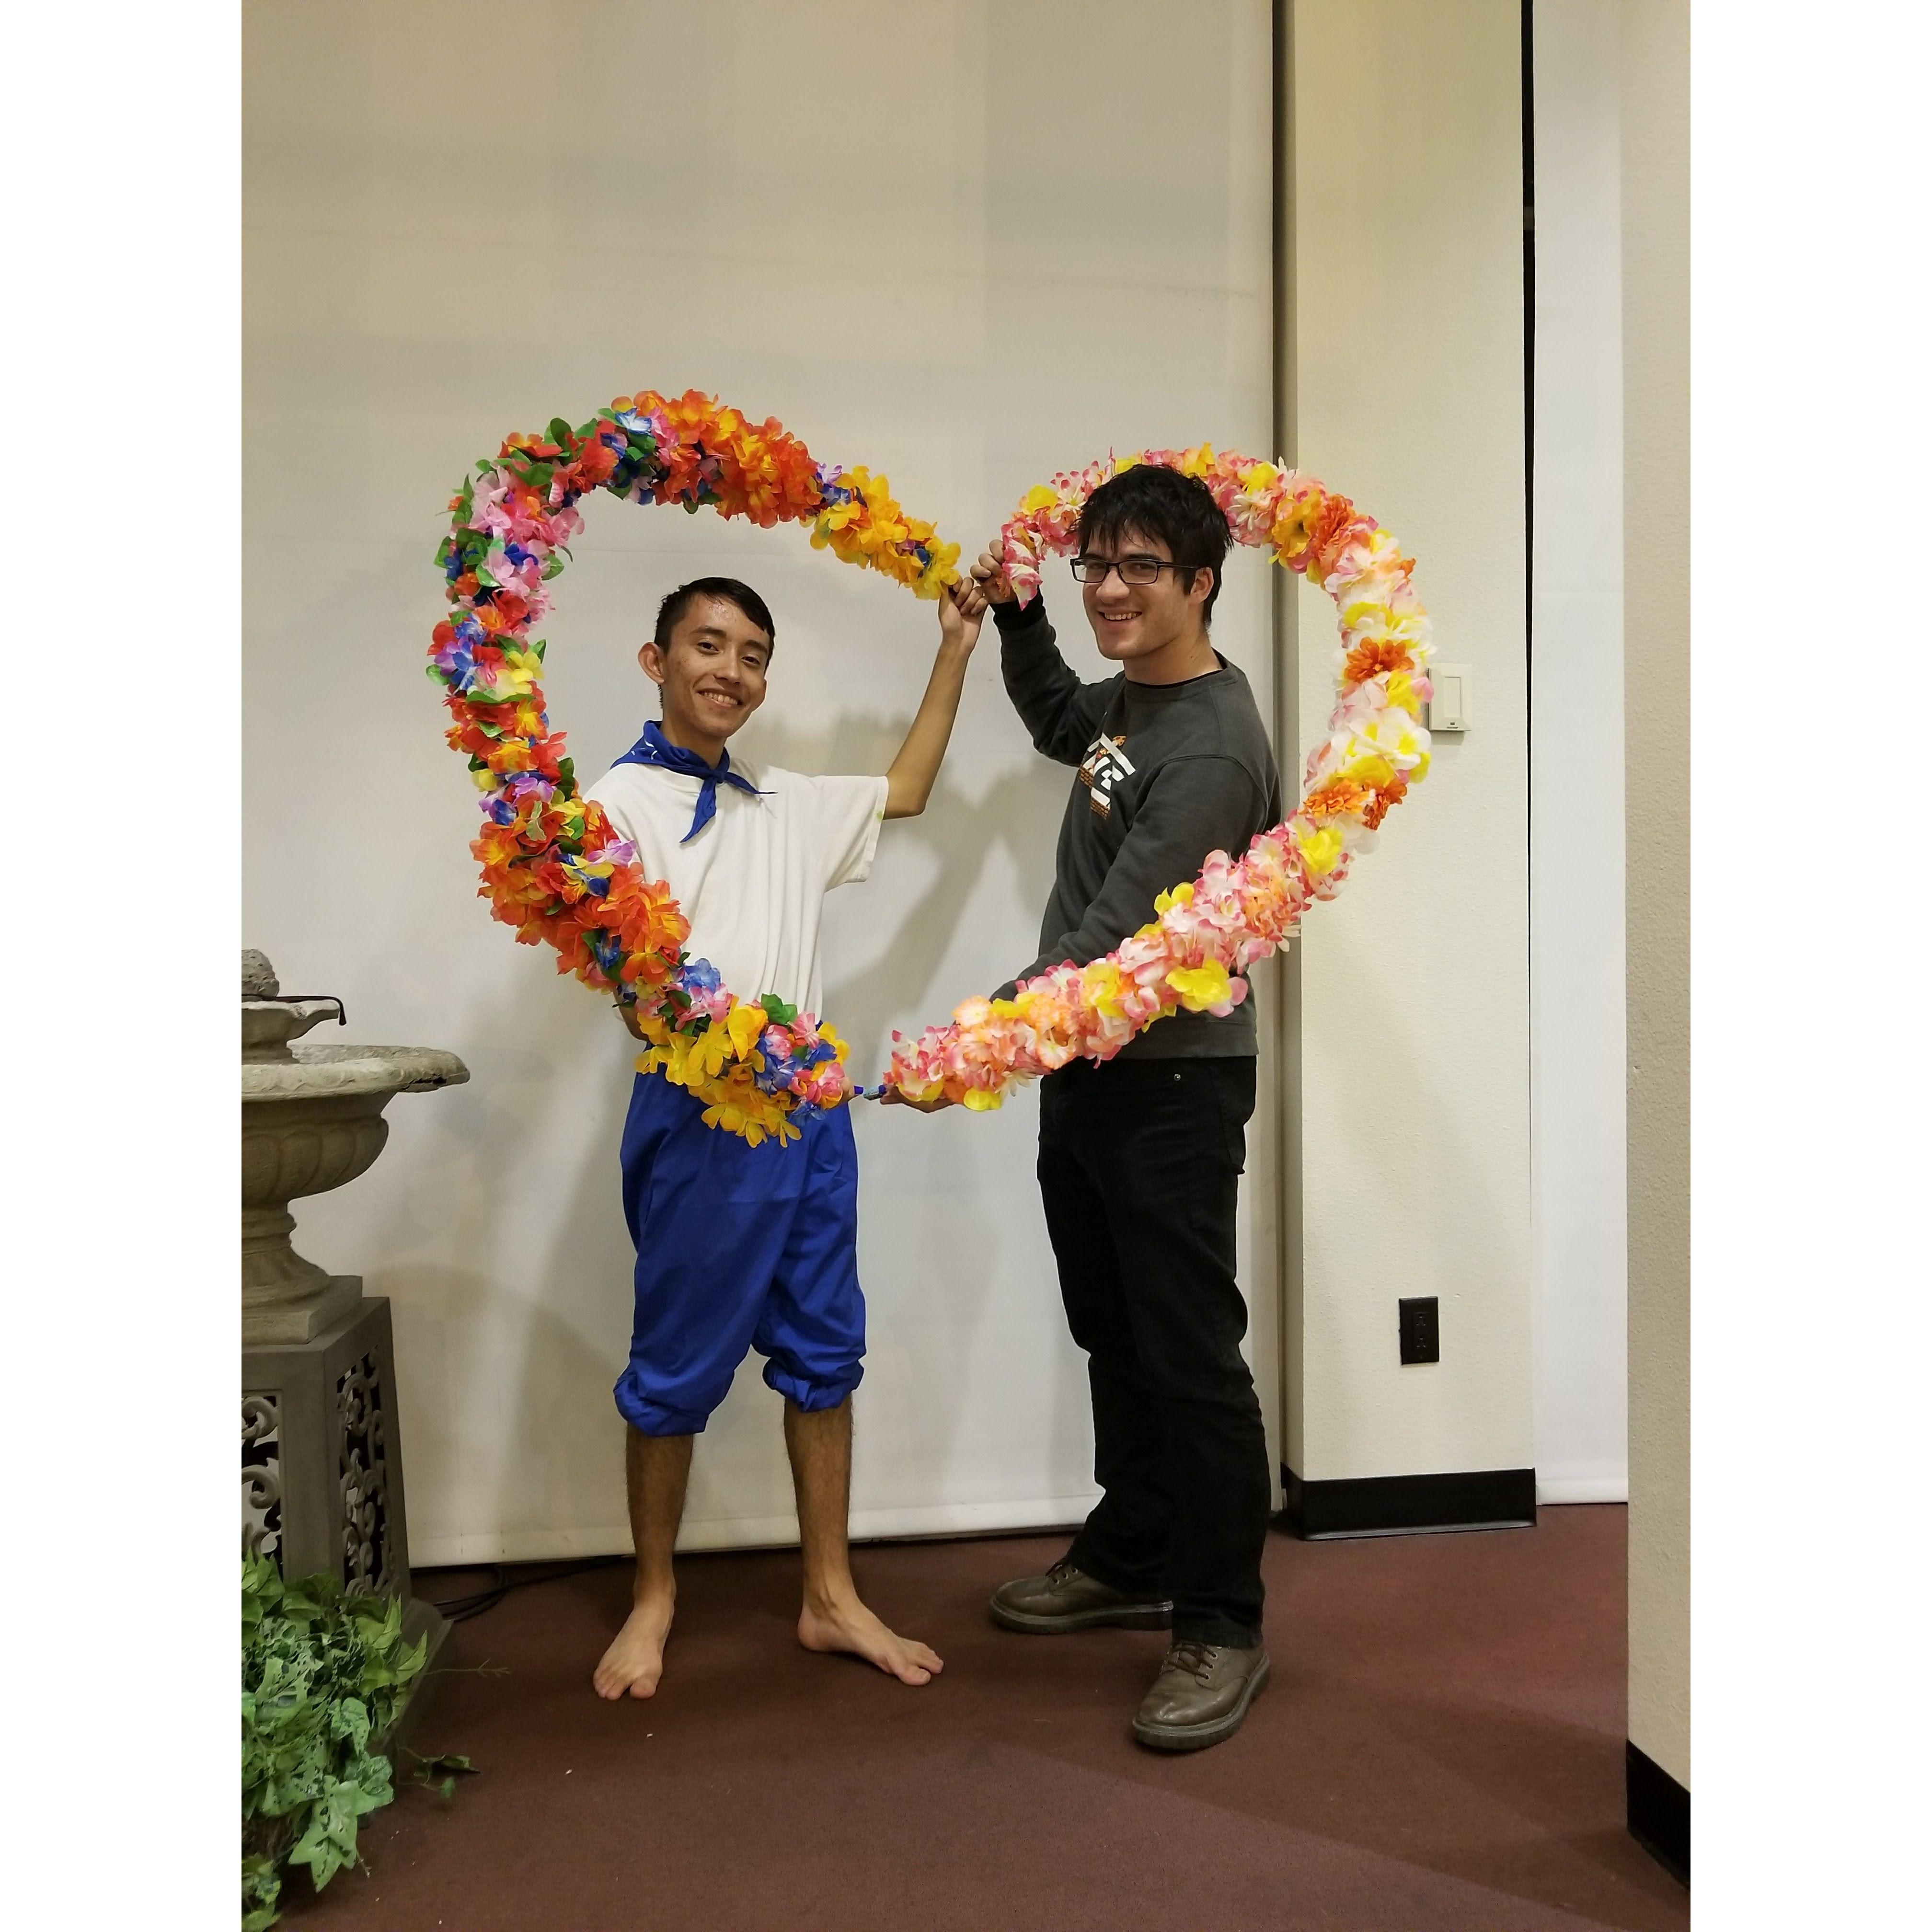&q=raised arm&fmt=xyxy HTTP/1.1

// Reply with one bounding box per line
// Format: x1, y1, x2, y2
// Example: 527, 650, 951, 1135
971, 547, 1108, 766
883, 583, 986, 820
